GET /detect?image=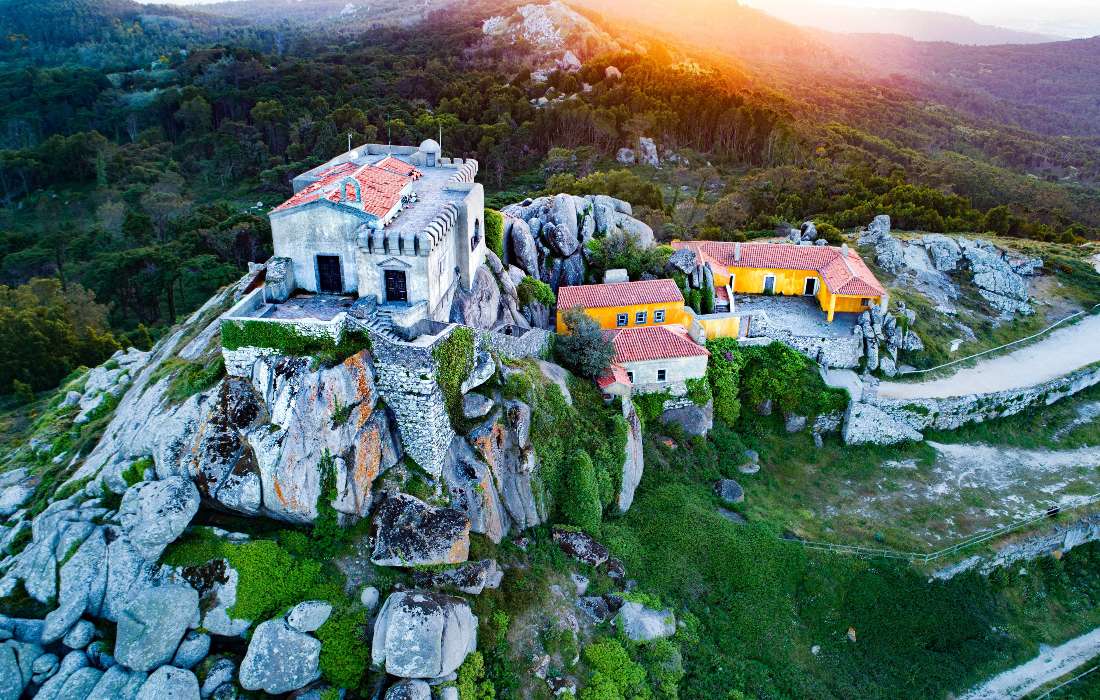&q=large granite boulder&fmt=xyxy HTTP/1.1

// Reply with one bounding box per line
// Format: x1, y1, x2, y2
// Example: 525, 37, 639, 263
387, 679, 432, 700
286, 601, 332, 633
413, 559, 504, 595
42, 527, 107, 643
842, 402, 922, 445
618, 400, 644, 513
546, 194, 579, 257
921, 234, 962, 272
451, 266, 500, 330
85, 664, 147, 700
238, 619, 321, 694
371, 591, 477, 679
508, 218, 540, 277
660, 401, 713, 438
135, 665, 199, 700
118, 477, 200, 561
442, 436, 509, 545
553, 528, 609, 567
371, 493, 471, 567
615, 602, 676, 641
0, 643, 23, 700
115, 585, 199, 672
